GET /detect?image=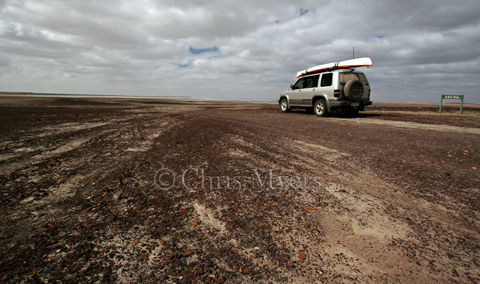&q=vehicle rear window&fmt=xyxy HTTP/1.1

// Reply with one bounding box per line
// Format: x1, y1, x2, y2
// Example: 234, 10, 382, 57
357, 73, 369, 86
340, 72, 369, 86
